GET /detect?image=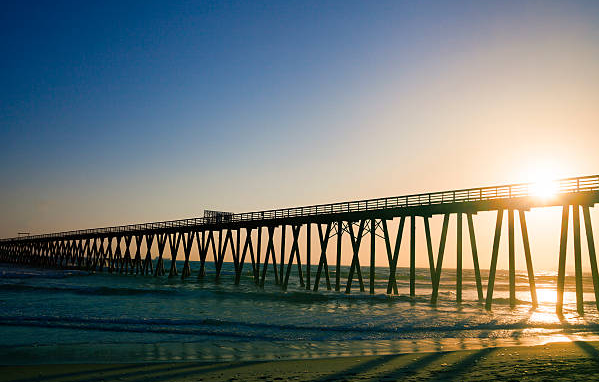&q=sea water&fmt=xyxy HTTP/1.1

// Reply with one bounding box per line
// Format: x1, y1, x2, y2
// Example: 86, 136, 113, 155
1, 262, 598, 364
